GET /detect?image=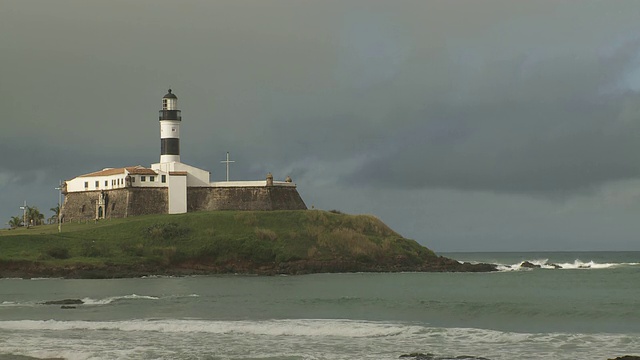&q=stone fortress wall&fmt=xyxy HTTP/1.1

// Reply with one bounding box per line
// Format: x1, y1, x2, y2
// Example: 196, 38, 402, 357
61, 186, 306, 221
62, 188, 169, 221
187, 186, 307, 211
